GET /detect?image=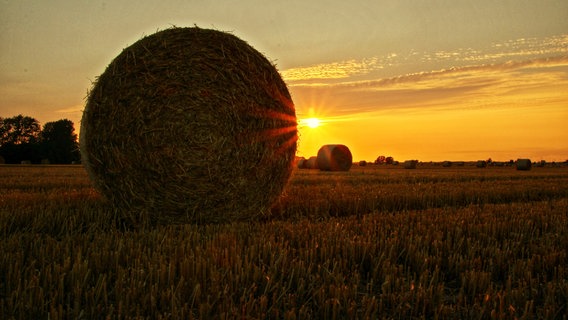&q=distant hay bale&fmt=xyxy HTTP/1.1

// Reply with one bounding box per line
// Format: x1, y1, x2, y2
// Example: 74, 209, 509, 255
359, 160, 367, 167
442, 161, 452, 167
476, 160, 487, 168
516, 158, 532, 171
404, 160, 418, 169
296, 157, 307, 169
317, 144, 353, 171
305, 156, 319, 169
20, 160, 32, 165
80, 27, 297, 225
